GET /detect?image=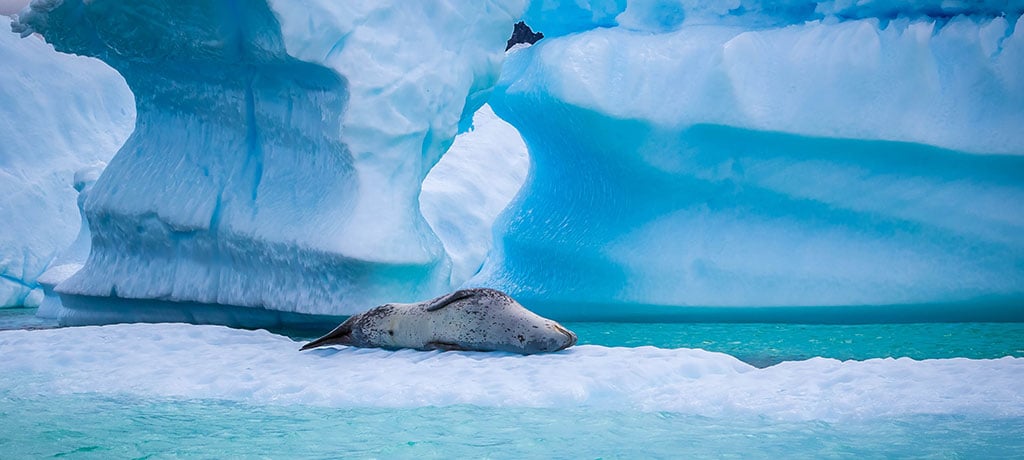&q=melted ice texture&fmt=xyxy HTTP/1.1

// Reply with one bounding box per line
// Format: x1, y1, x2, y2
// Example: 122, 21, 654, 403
1, 323, 1021, 421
